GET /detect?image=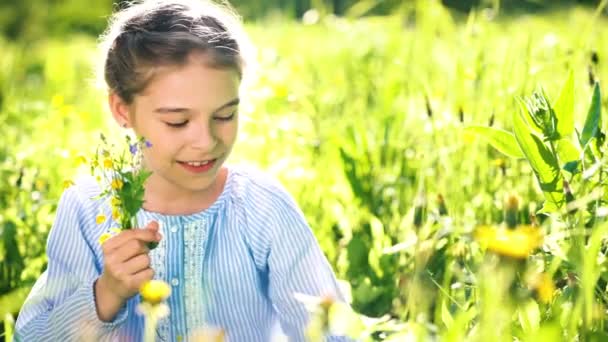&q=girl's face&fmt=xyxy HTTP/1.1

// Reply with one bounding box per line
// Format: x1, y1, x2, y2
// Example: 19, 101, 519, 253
110, 53, 240, 199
